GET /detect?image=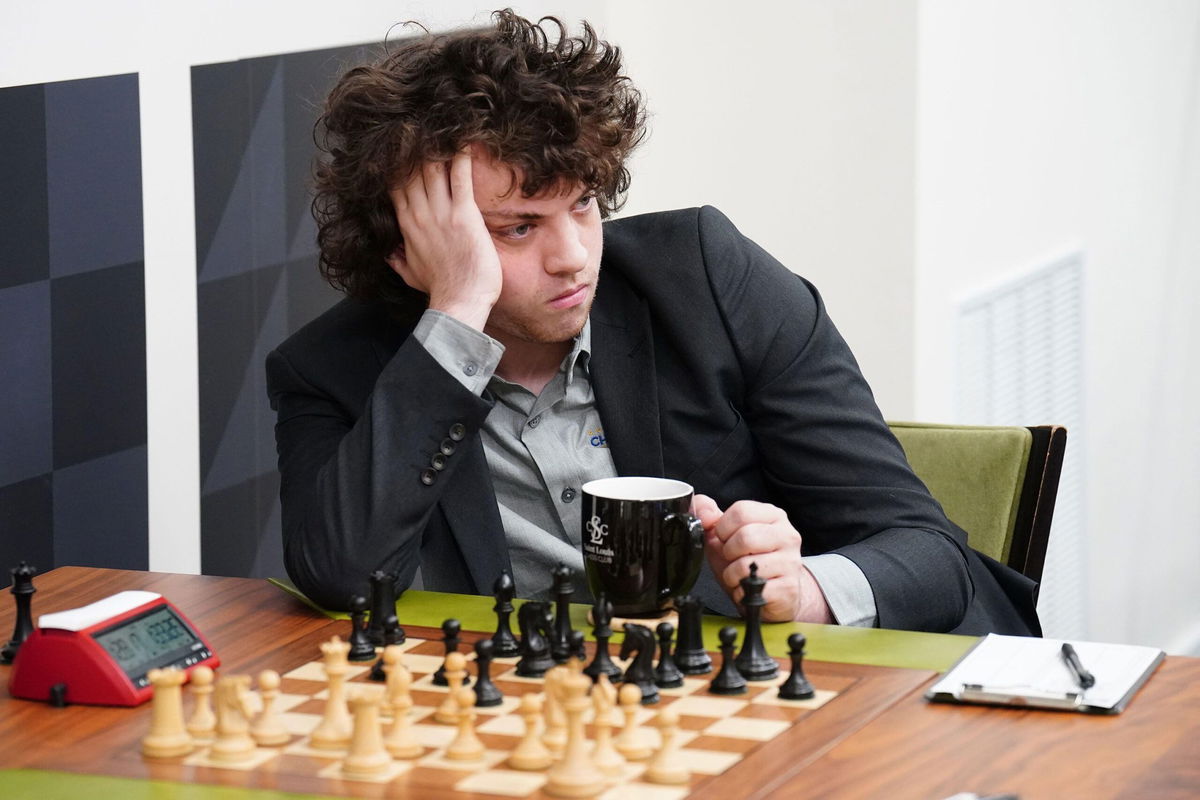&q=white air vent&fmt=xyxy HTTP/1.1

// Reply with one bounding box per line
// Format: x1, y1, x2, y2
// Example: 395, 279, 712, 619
956, 250, 1085, 640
